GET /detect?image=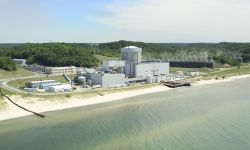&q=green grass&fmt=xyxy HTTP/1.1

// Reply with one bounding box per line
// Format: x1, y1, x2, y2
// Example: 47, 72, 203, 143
0, 88, 15, 96
7, 75, 69, 90
0, 88, 10, 110
170, 67, 219, 73
203, 66, 250, 78
0, 98, 7, 111
0, 67, 34, 79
